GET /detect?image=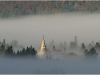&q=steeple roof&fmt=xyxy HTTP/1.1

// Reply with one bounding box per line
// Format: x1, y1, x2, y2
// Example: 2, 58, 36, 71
40, 35, 46, 51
